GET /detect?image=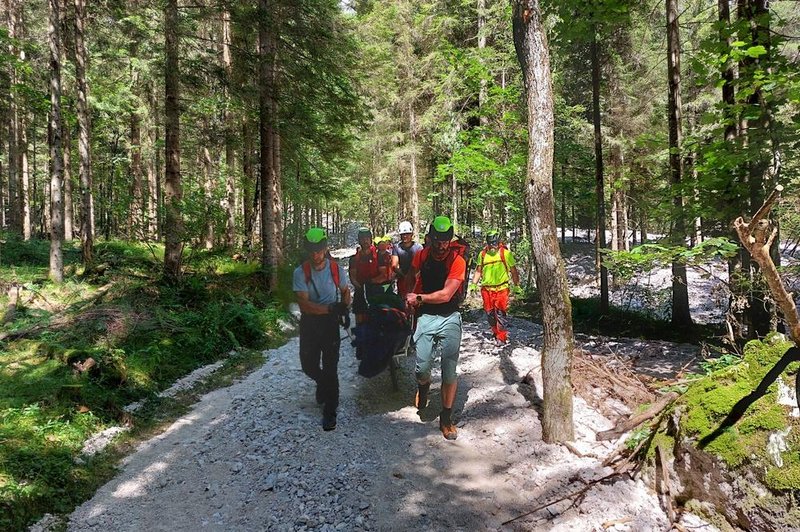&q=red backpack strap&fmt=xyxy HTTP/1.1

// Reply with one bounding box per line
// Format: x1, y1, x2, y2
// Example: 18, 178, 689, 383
480, 247, 488, 268
330, 259, 340, 290
419, 247, 431, 264
303, 259, 341, 302
499, 245, 509, 274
